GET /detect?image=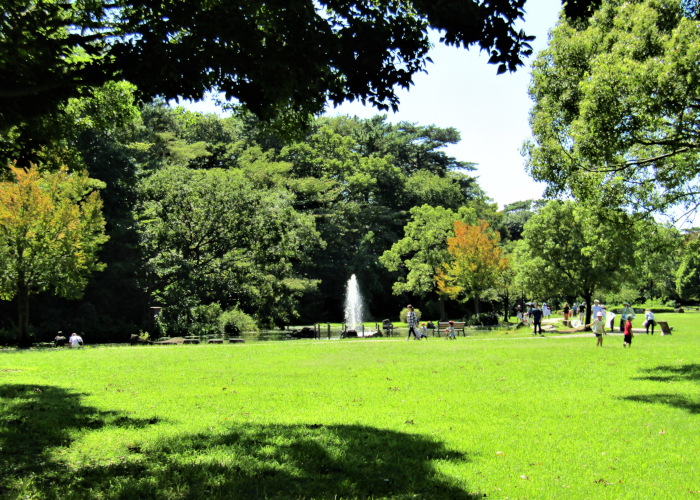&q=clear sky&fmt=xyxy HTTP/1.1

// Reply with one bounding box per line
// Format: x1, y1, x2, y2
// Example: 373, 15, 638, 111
181, 0, 563, 209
